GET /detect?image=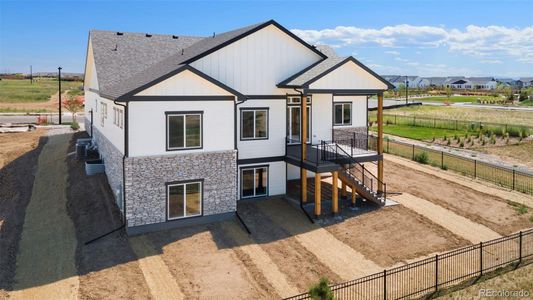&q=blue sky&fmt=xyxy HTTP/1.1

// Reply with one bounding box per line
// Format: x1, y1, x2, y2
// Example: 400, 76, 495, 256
1, 0, 532, 77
